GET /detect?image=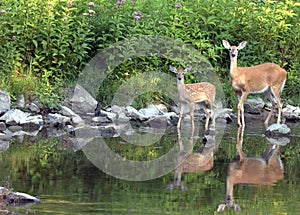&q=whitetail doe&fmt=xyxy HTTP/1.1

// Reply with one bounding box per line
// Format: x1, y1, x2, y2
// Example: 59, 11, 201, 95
170, 65, 216, 131
222, 40, 287, 127
217, 127, 284, 212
